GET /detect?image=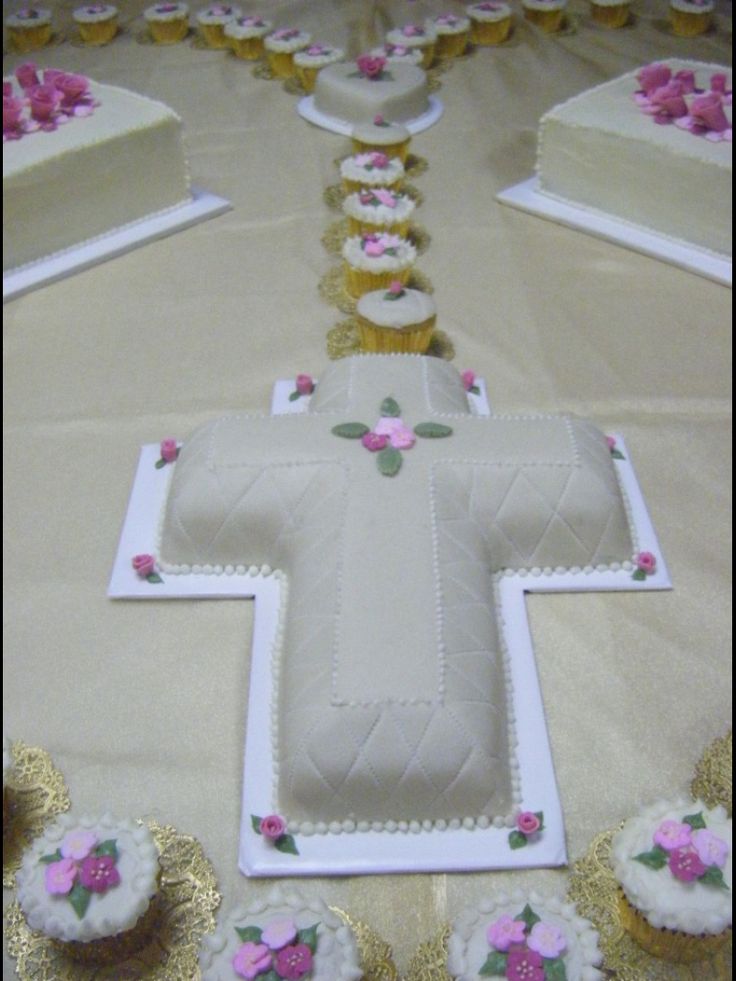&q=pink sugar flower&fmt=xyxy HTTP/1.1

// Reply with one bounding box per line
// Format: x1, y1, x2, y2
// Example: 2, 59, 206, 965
42, 69, 64, 88
60, 829, 97, 861
259, 814, 287, 840
45, 857, 77, 895
2, 82, 11, 97
363, 237, 387, 257
233, 941, 273, 980
388, 425, 416, 450
79, 854, 121, 892
295, 374, 314, 396
486, 914, 526, 951
636, 551, 657, 575
636, 63, 672, 98
370, 151, 389, 168
132, 553, 157, 578
356, 54, 387, 79
374, 416, 404, 437
527, 920, 567, 959
160, 438, 178, 463
362, 431, 389, 452
374, 188, 398, 207
461, 370, 476, 391
642, 81, 688, 123
402, 23, 424, 36
505, 946, 545, 981
389, 44, 410, 56
28, 84, 61, 124
691, 829, 730, 868
653, 818, 692, 851
688, 92, 731, 134
15, 62, 40, 90
669, 845, 707, 882
261, 917, 298, 950
516, 811, 541, 836
388, 280, 404, 294
3, 96, 25, 137
273, 28, 299, 40
710, 73, 732, 105
274, 943, 313, 980
673, 69, 701, 95
374, 113, 385, 125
